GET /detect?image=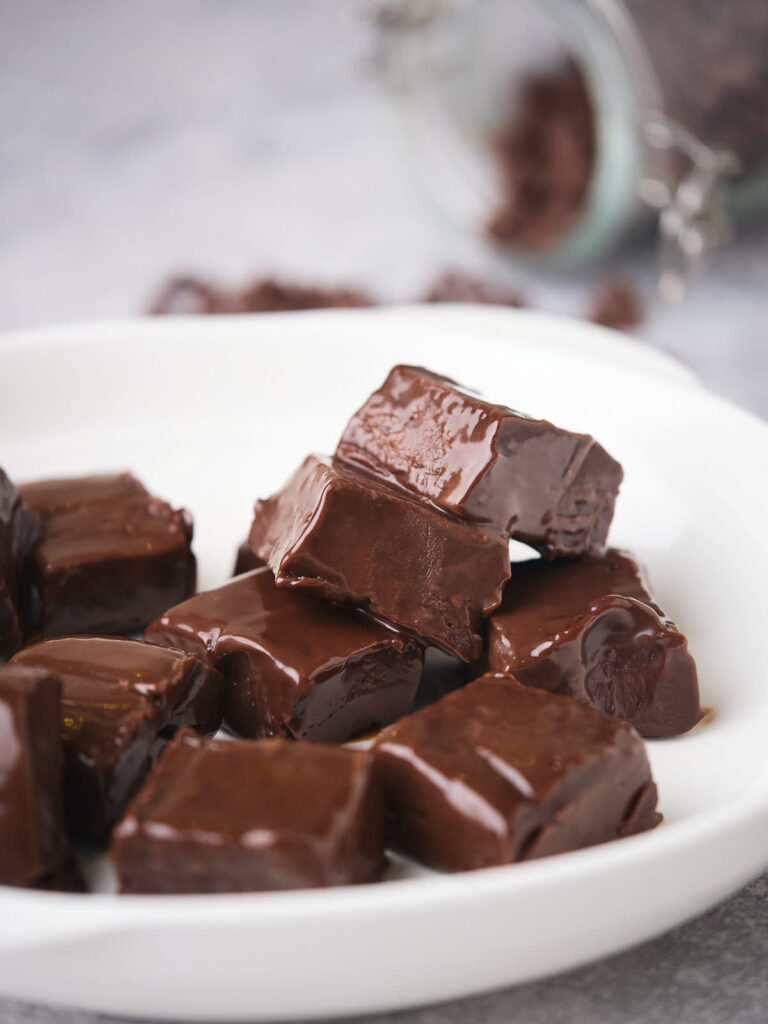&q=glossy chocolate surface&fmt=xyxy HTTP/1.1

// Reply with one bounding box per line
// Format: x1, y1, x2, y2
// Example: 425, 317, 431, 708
336, 365, 623, 557
487, 551, 703, 737
20, 473, 196, 638
145, 567, 423, 742
243, 455, 510, 661
373, 673, 660, 872
0, 665, 69, 887
12, 636, 224, 844
233, 540, 265, 575
111, 730, 385, 893
0, 468, 39, 657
